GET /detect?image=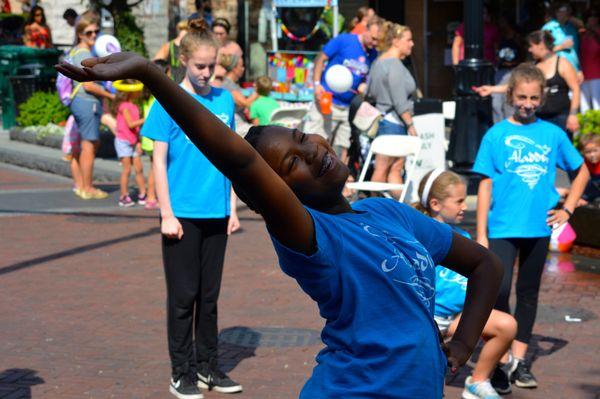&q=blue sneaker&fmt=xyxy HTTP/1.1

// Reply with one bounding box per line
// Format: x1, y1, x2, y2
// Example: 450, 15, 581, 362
462, 376, 501, 399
